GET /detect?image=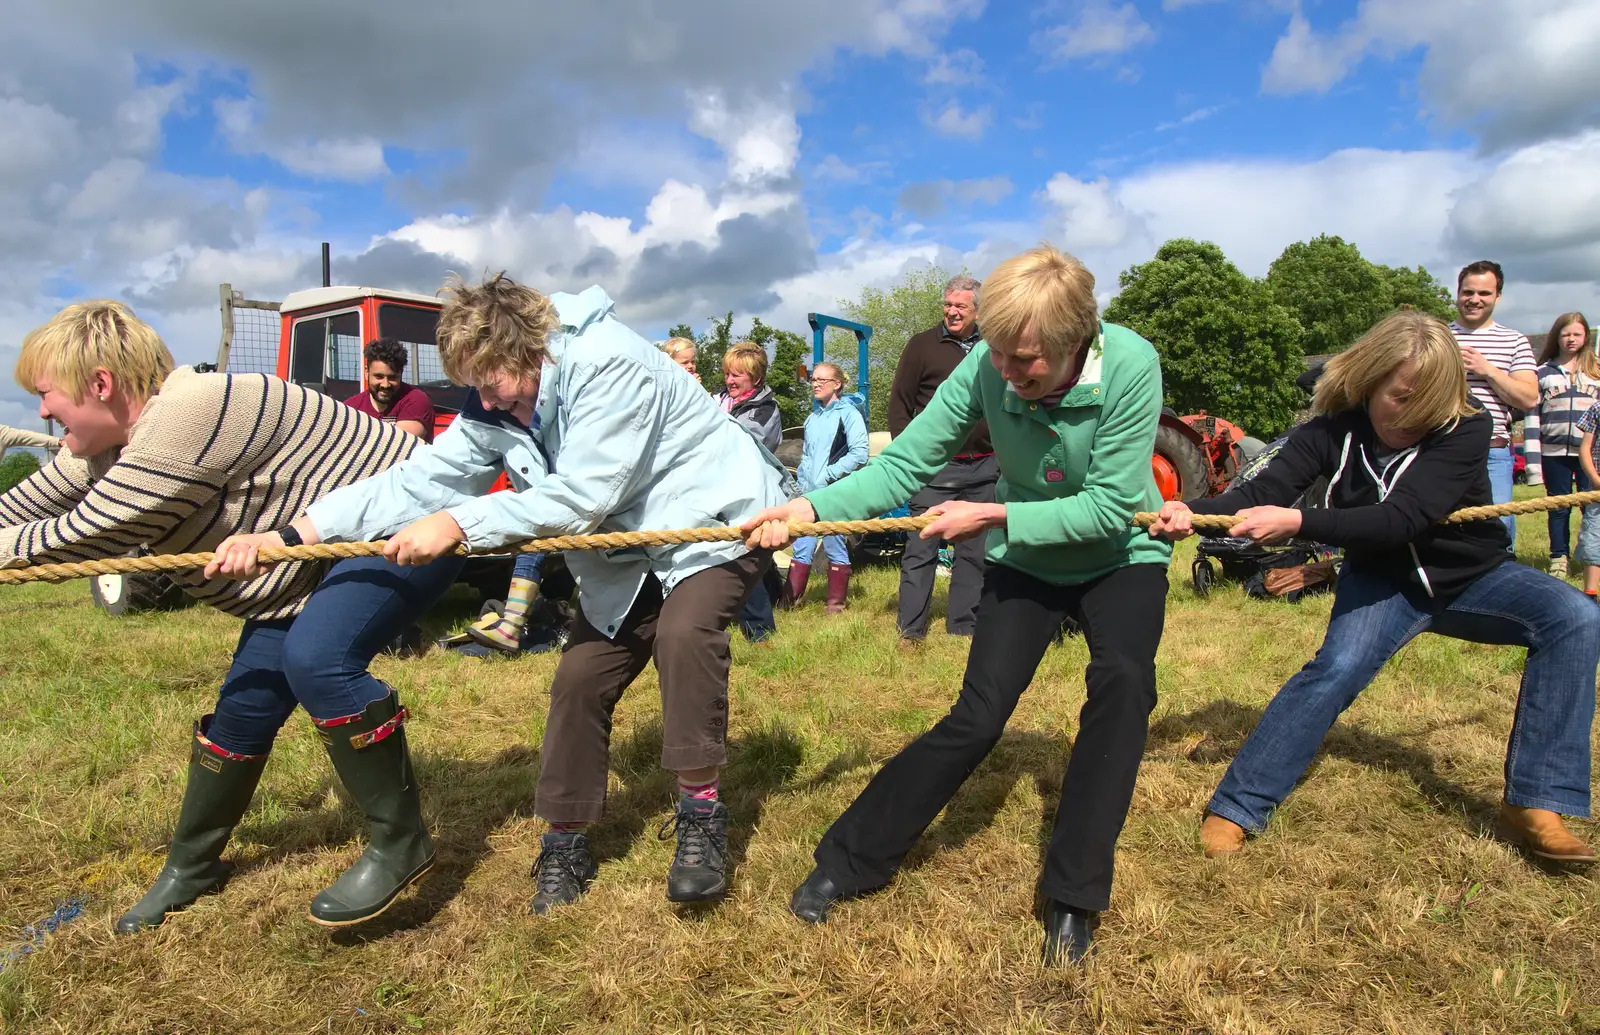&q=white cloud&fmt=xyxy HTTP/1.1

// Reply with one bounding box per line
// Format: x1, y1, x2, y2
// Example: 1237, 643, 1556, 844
925, 101, 994, 140
897, 176, 1014, 219
924, 48, 987, 86
1155, 104, 1224, 132
214, 98, 389, 183
1037, 2, 1156, 62
1262, 0, 1600, 148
